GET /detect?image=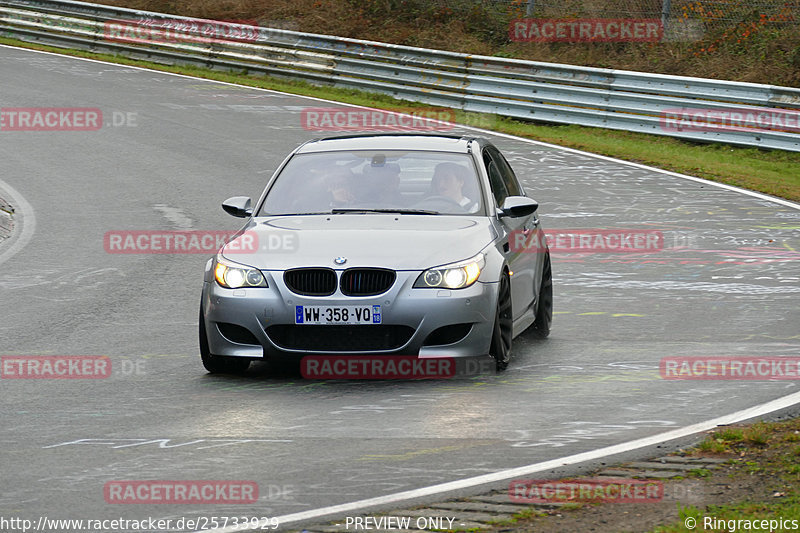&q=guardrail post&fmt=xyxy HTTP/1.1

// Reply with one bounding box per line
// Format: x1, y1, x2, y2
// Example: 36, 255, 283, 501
526, 0, 534, 17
